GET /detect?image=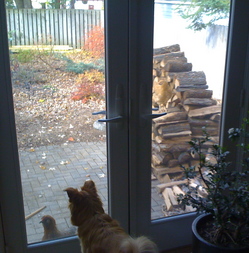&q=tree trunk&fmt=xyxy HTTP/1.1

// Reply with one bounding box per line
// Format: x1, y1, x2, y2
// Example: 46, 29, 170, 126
15, 0, 24, 8
70, 0, 75, 9
153, 111, 188, 124
168, 71, 207, 87
188, 105, 221, 118
15, 0, 32, 8
153, 44, 180, 55
24, 0, 32, 8
163, 60, 192, 72
54, 0, 61, 9
160, 56, 187, 68
157, 121, 191, 135
183, 98, 217, 106
183, 89, 213, 99
153, 51, 185, 64
152, 152, 173, 166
